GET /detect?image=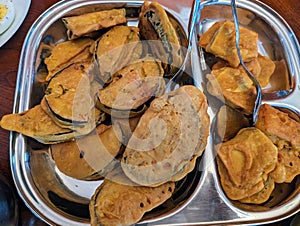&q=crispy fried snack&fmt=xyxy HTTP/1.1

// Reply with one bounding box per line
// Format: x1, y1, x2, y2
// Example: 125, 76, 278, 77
90, 174, 175, 226
94, 26, 143, 83
138, 1, 183, 75
121, 85, 210, 187
256, 104, 300, 183
43, 62, 97, 135
62, 8, 127, 40
217, 127, 277, 201
44, 38, 94, 81
212, 54, 275, 88
0, 105, 75, 144
97, 57, 164, 117
206, 66, 256, 115
50, 125, 122, 180
199, 20, 258, 67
